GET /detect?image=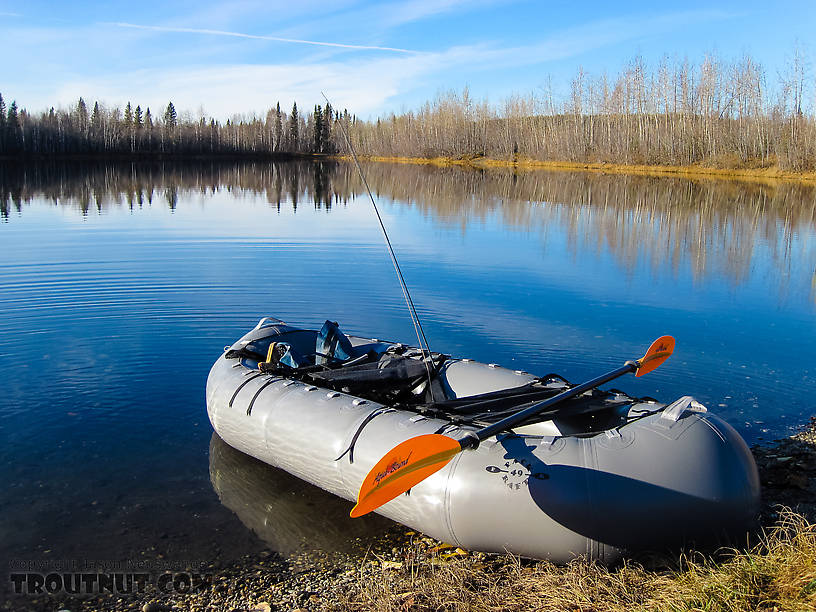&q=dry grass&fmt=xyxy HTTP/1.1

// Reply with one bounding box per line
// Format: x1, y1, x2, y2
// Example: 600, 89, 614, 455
339, 510, 816, 612
340, 155, 816, 185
